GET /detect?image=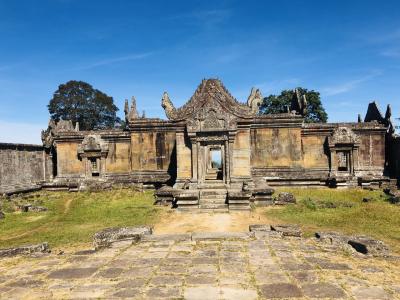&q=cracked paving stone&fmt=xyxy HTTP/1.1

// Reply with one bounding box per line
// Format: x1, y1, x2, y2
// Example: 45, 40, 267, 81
302, 283, 346, 298
162, 258, 192, 265
115, 278, 147, 289
306, 257, 352, 270
112, 288, 142, 298
96, 267, 124, 278
7, 278, 44, 288
186, 275, 217, 285
360, 265, 384, 273
145, 286, 182, 298
157, 265, 187, 274
188, 264, 218, 274
70, 284, 111, 299
259, 283, 303, 299
123, 267, 154, 278
192, 257, 218, 265
254, 270, 289, 284
47, 267, 98, 279
351, 286, 393, 300
149, 275, 185, 286
220, 287, 258, 300
281, 262, 313, 271
290, 271, 318, 283
184, 286, 221, 300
